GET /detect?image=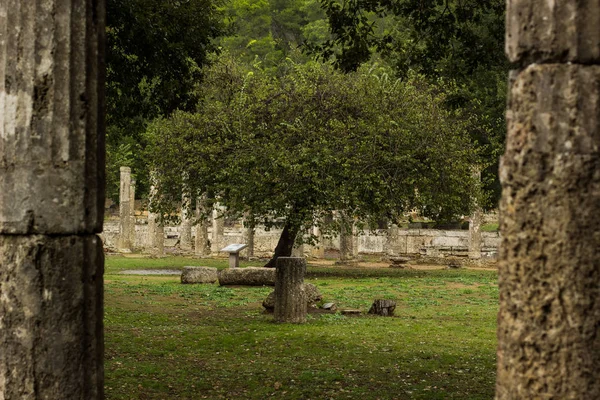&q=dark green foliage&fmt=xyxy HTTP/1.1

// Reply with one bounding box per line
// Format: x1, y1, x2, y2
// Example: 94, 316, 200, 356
317, 0, 508, 204
147, 57, 482, 258
219, 0, 333, 68
105, 0, 225, 199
